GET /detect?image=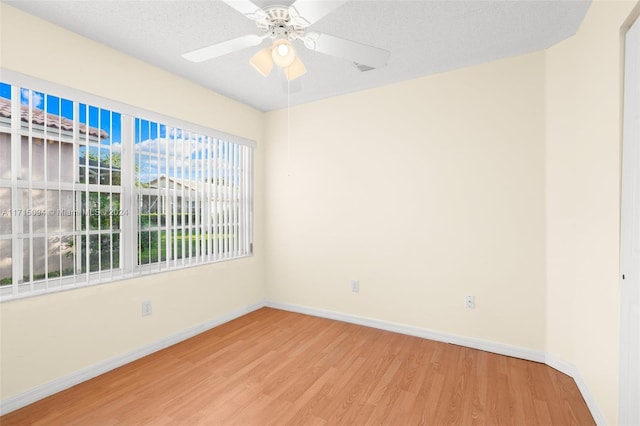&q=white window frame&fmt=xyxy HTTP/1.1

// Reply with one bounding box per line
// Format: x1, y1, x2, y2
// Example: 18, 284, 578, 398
0, 70, 255, 301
